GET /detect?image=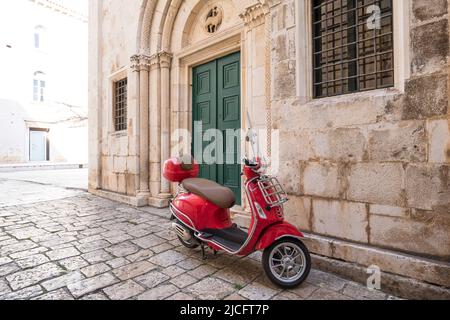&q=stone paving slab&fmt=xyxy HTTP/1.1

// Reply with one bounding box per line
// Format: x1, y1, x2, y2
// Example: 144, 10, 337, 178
0, 180, 399, 300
